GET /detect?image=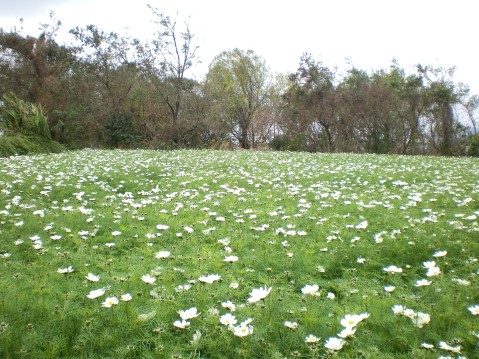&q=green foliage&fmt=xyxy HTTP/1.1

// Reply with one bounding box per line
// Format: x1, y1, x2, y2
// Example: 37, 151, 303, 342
269, 134, 308, 151
466, 135, 479, 157
105, 113, 140, 148
0, 133, 64, 157
0, 93, 51, 139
